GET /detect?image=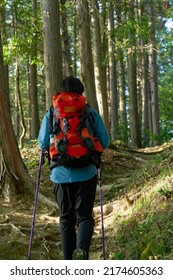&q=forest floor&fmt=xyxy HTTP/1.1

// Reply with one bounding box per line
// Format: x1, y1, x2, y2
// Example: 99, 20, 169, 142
1, 141, 173, 260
